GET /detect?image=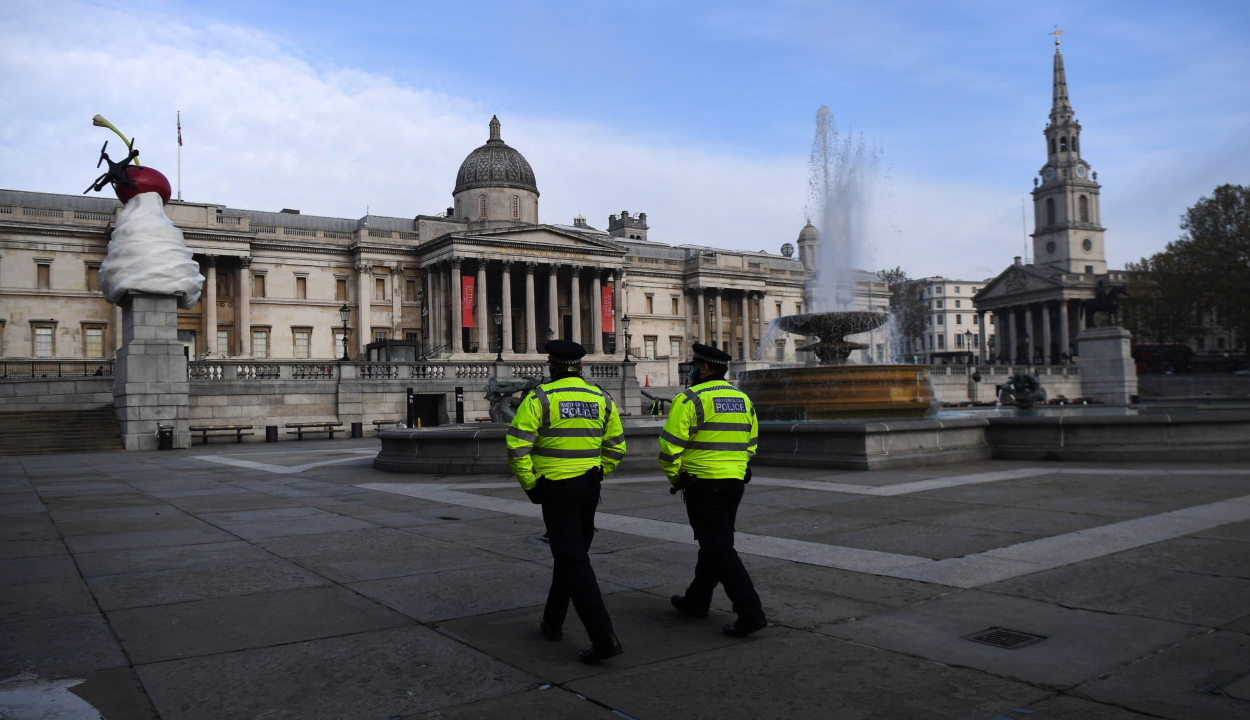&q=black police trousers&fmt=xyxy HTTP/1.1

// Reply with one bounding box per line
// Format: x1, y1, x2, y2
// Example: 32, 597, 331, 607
537, 470, 615, 644
682, 478, 765, 623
